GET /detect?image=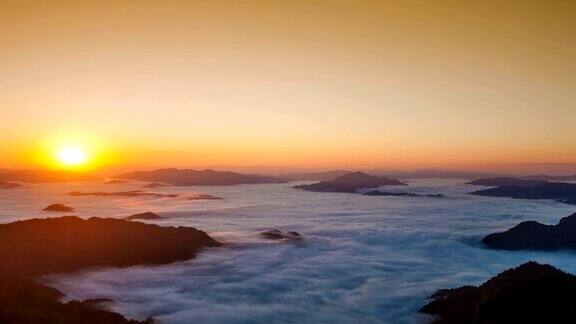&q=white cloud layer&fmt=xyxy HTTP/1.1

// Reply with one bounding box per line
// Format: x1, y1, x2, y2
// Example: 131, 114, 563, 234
5, 179, 575, 323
